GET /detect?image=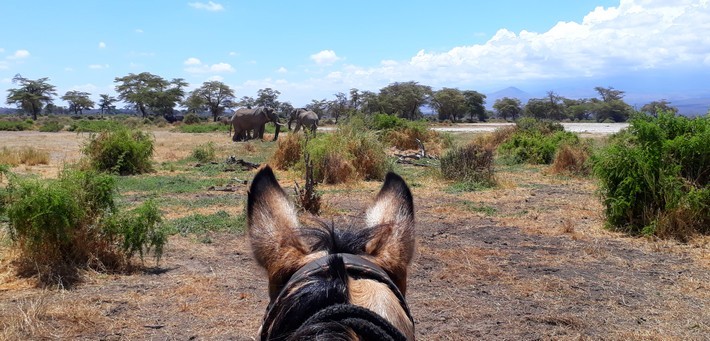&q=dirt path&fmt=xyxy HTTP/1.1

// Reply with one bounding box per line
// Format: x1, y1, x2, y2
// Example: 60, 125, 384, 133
0, 130, 707, 340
